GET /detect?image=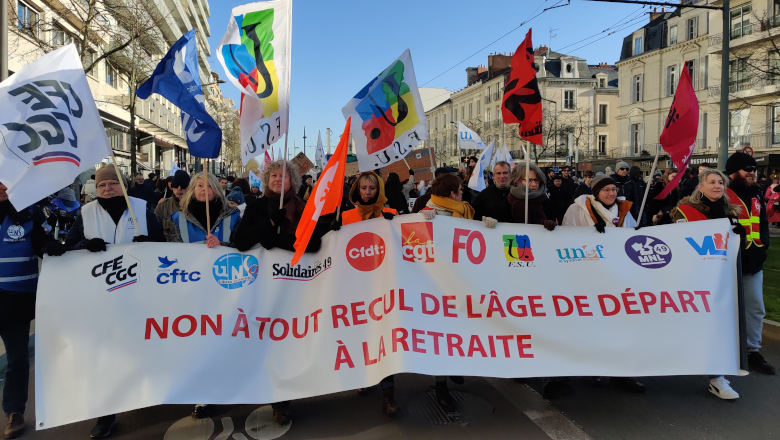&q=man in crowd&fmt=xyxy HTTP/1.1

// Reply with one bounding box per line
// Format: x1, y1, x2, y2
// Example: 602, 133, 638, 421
681, 162, 711, 197
472, 161, 512, 223
573, 170, 594, 200
630, 166, 647, 226
726, 152, 776, 375
219, 177, 229, 195
128, 173, 156, 210
560, 166, 576, 202
612, 161, 638, 220
155, 170, 189, 241
144, 172, 157, 188
467, 156, 478, 168
299, 174, 313, 201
